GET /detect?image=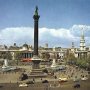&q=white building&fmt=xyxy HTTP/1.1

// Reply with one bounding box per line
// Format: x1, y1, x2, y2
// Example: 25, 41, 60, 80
75, 29, 87, 59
